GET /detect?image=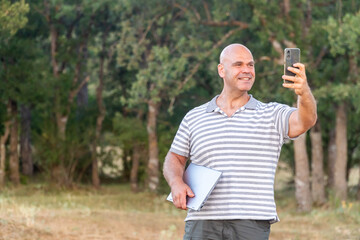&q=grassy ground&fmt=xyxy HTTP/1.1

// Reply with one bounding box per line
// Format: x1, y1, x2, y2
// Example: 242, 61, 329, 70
0, 168, 359, 240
